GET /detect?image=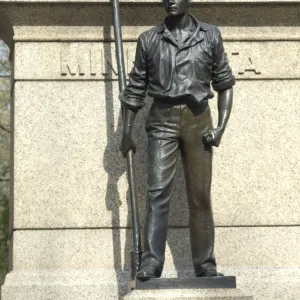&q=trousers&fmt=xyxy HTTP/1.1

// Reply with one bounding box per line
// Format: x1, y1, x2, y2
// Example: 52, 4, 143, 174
141, 99, 216, 276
